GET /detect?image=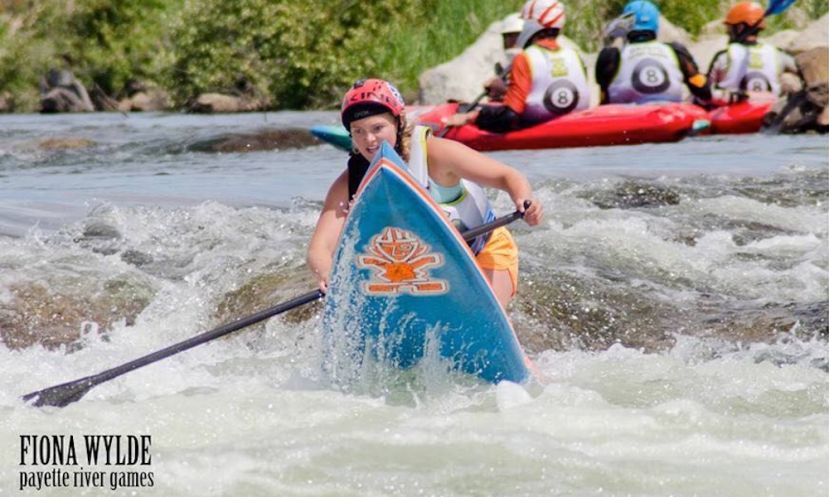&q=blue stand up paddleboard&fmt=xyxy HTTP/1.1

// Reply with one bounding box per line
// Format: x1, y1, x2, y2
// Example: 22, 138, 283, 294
310, 124, 352, 152
322, 142, 530, 384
